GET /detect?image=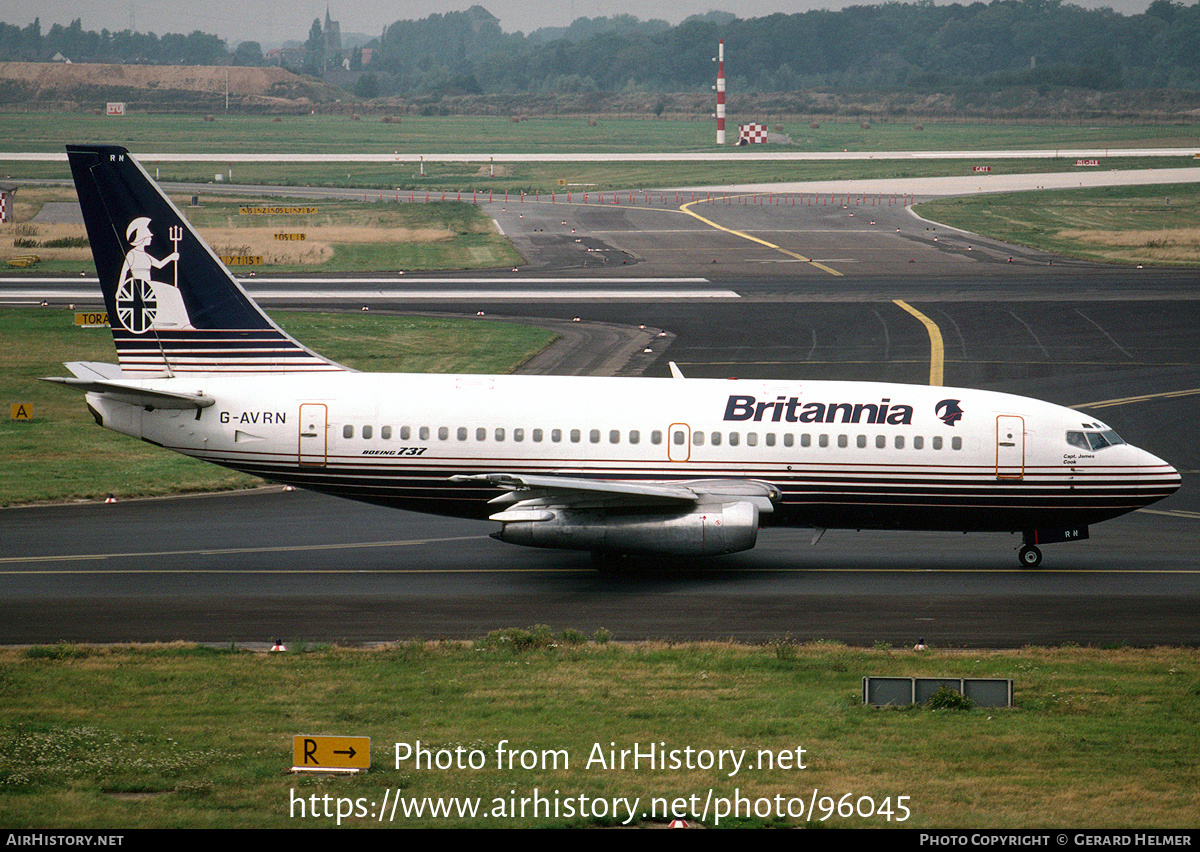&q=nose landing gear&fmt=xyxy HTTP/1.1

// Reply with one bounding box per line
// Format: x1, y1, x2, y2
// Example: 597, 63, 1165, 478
1019, 526, 1089, 568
